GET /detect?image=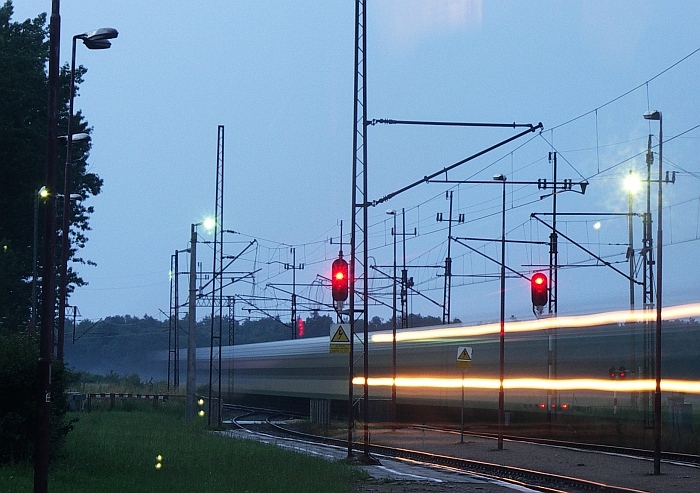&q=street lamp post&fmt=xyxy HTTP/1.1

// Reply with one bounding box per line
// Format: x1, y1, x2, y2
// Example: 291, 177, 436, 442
386, 209, 398, 426
57, 28, 118, 363
493, 174, 507, 451
644, 110, 663, 475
